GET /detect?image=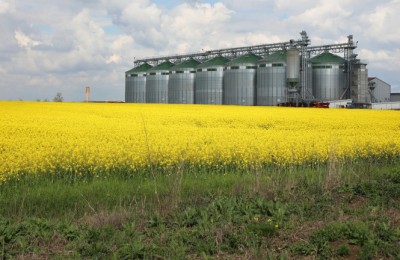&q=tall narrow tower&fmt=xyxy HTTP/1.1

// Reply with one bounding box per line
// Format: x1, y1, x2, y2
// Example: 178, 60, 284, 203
286, 46, 301, 104
85, 87, 90, 102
